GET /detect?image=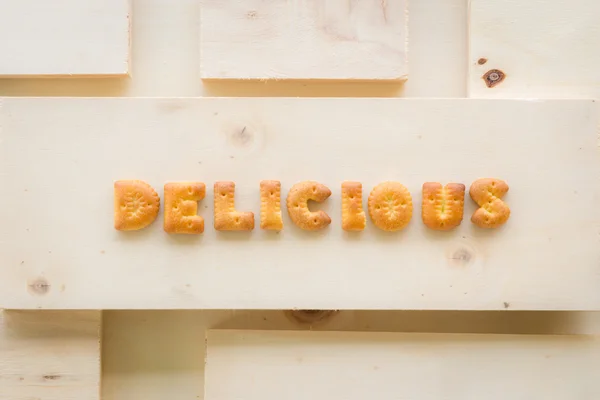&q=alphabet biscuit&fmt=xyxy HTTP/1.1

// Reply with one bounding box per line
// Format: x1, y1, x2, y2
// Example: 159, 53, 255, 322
341, 181, 366, 231
421, 182, 465, 230
214, 181, 255, 231
368, 181, 413, 231
114, 180, 160, 231
260, 180, 283, 230
469, 178, 510, 228
164, 182, 206, 234
286, 181, 331, 231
